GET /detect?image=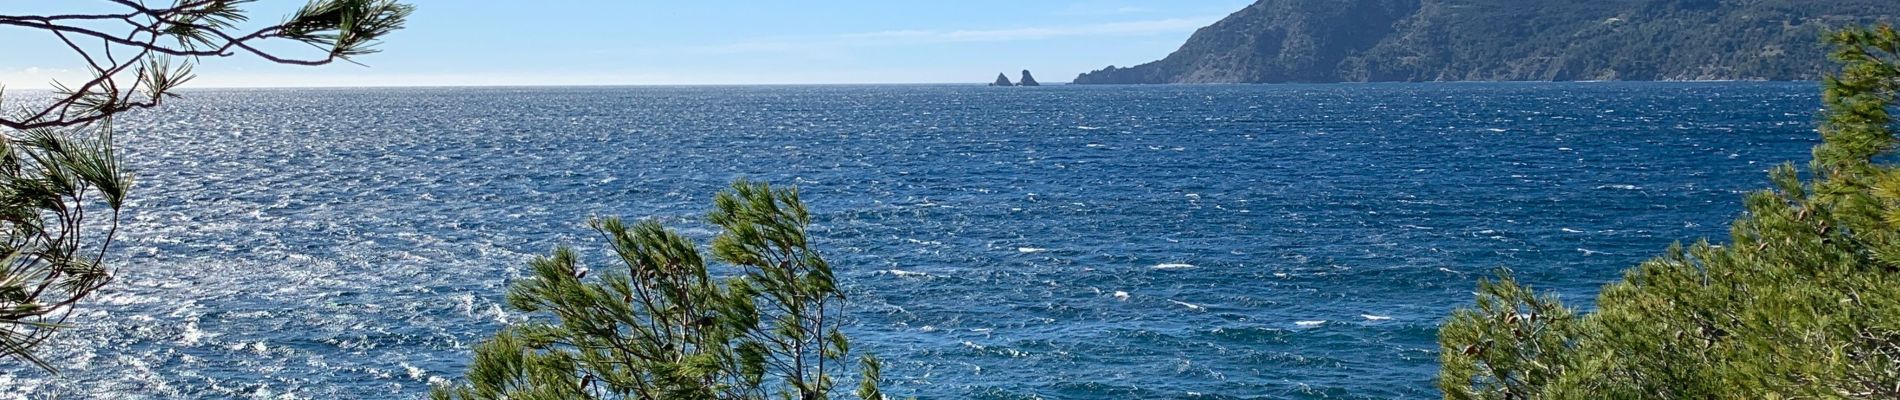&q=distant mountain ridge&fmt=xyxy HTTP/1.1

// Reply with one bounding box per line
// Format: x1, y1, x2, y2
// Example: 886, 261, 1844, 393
1073, 0, 1896, 84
